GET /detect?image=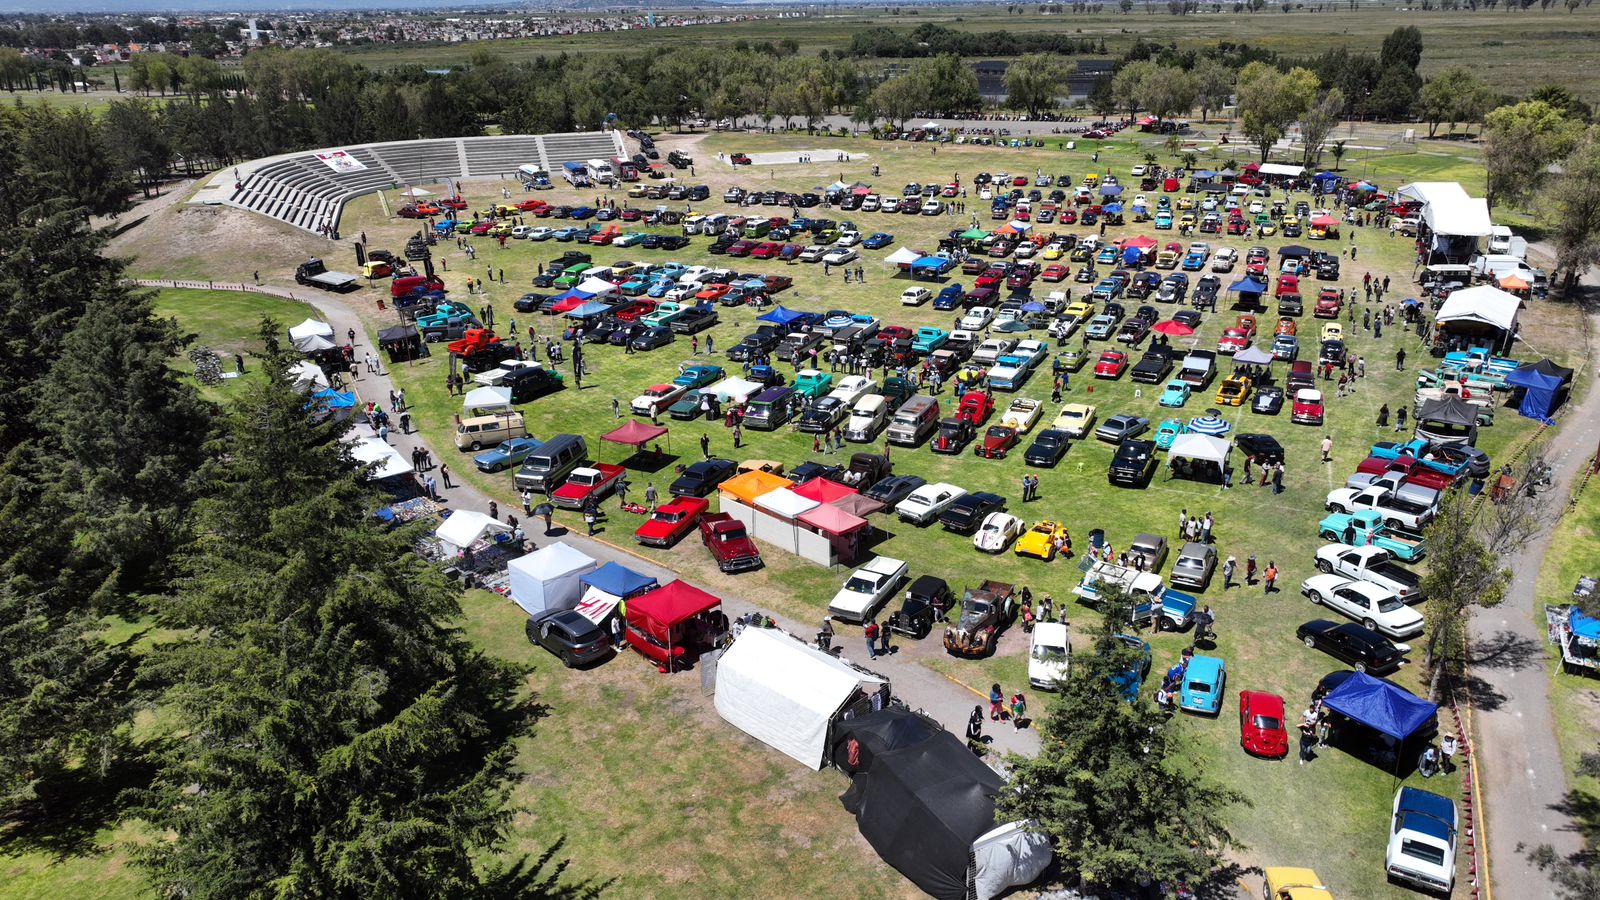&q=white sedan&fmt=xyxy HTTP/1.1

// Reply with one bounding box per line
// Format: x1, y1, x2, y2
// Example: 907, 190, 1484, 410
900, 287, 931, 306
1300, 574, 1424, 639
827, 556, 909, 623
973, 511, 1025, 553
822, 247, 859, 266
959, 307, 996, 331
